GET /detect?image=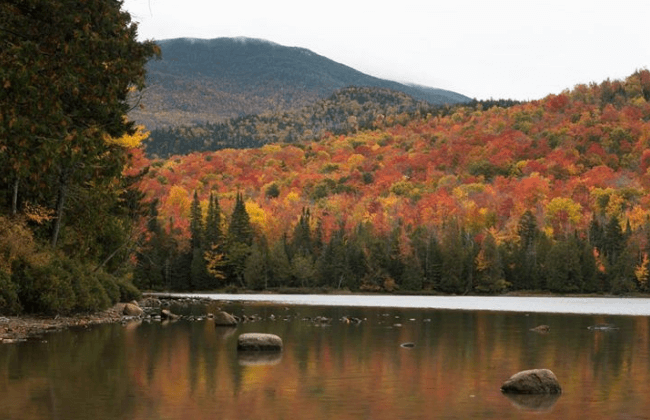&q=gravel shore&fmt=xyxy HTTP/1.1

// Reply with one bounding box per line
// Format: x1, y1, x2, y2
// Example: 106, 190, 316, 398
0, 303, 133, 344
